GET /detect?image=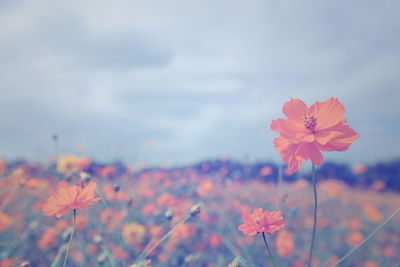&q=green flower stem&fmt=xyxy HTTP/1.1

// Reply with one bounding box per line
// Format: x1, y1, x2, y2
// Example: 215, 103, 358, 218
331, 205, 400, 267
308, 164, 317, 267
137, 223, 165, 261
262, 232, 277, 267
63, 209, 76, 267
140, 214, 191, 260
50, 244, 67, 267
101, 244, 117, 267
